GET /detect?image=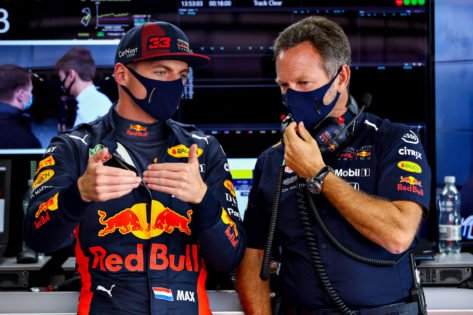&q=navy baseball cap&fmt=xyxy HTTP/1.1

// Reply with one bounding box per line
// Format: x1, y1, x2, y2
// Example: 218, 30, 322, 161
115, 21, 210, 67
